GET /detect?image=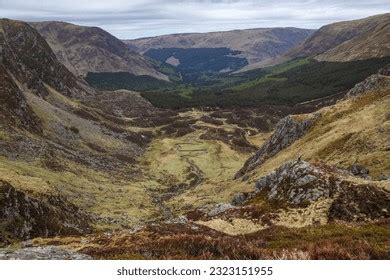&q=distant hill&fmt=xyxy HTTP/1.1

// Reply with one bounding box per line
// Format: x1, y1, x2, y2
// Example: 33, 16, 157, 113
124, 27, 314, 70
30, 21, 168, 80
